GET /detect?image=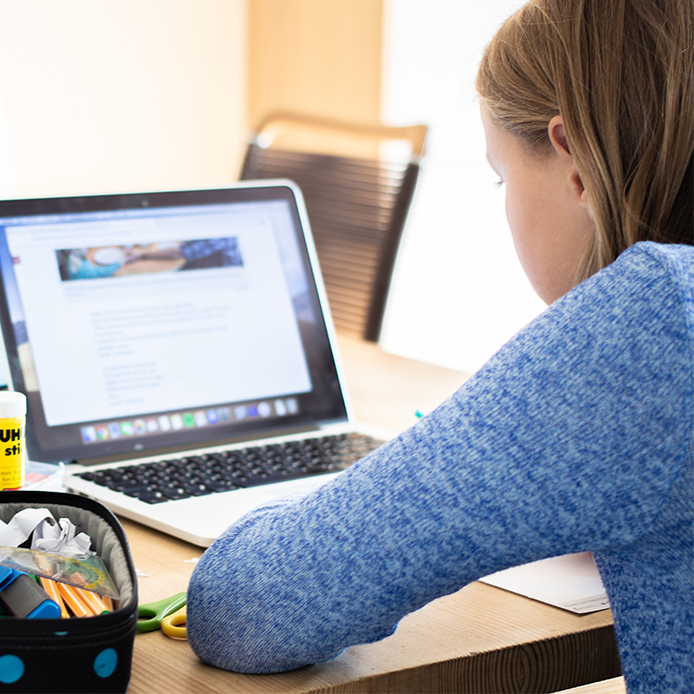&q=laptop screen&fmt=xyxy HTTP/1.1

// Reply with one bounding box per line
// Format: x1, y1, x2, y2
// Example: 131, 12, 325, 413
0, 183, 348, 463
